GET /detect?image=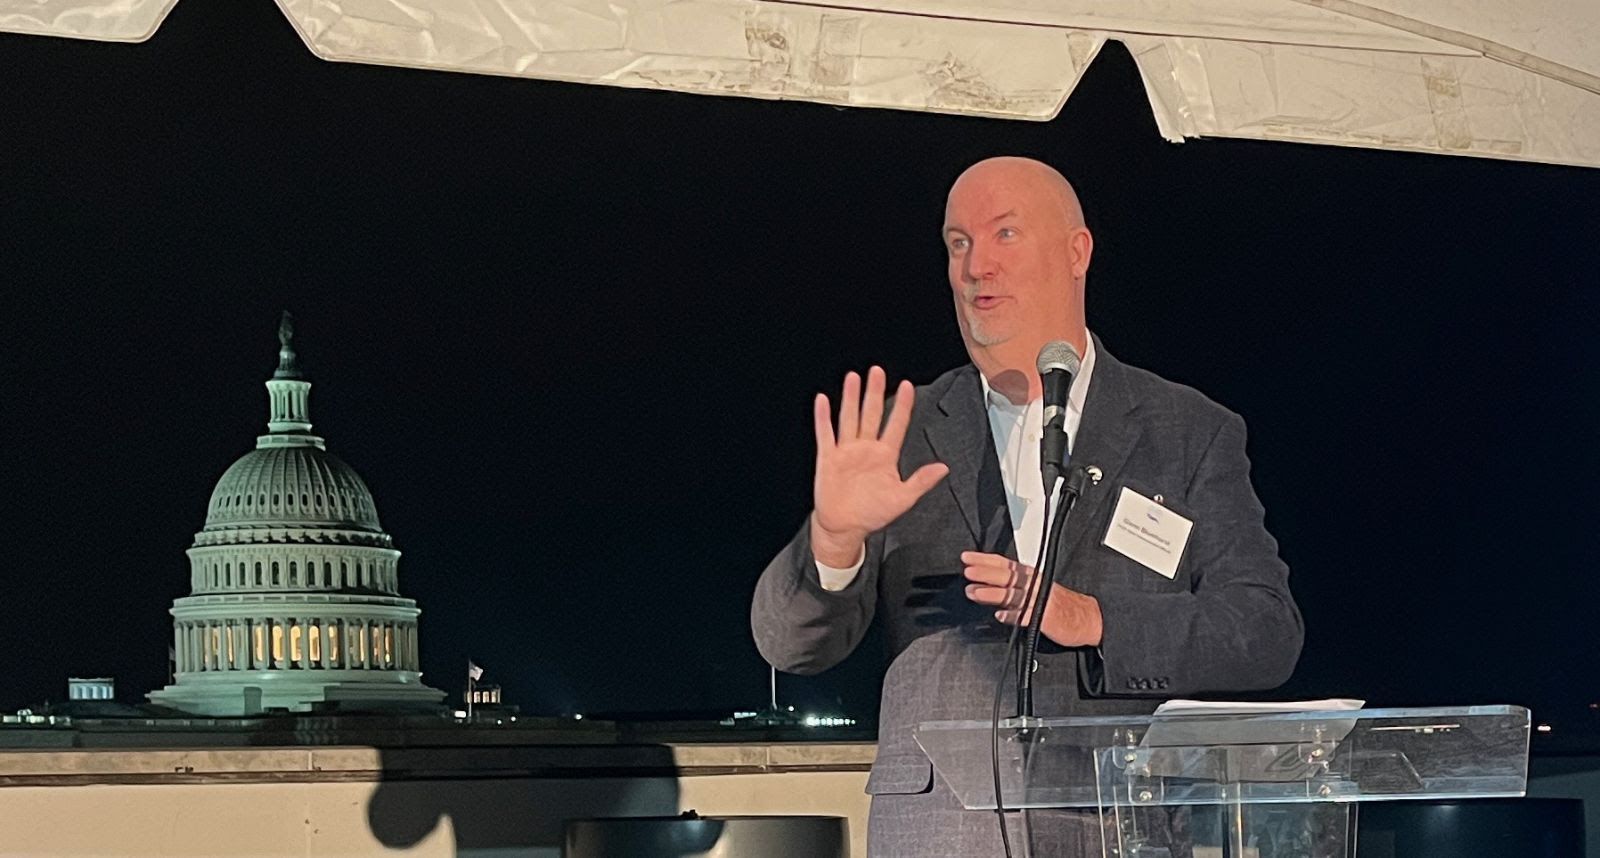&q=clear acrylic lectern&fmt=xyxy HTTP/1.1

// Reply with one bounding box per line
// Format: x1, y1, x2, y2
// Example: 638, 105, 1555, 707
915, 706, 1530, 858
